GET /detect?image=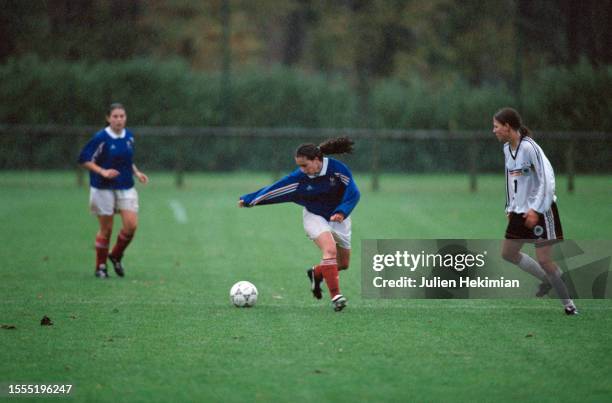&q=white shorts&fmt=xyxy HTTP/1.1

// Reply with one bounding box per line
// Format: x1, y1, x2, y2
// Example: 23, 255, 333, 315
89, 187, 139, 216
302, 209, 352, 249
